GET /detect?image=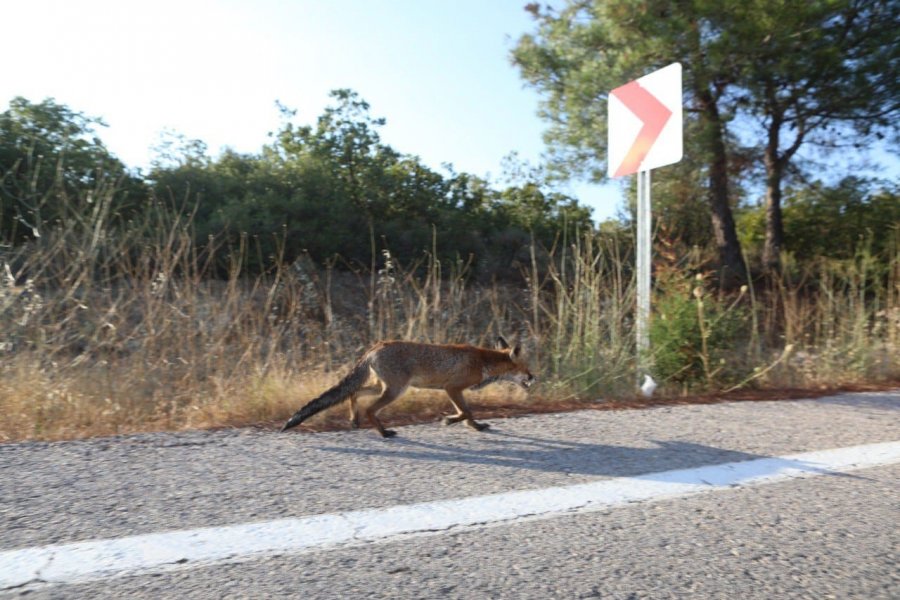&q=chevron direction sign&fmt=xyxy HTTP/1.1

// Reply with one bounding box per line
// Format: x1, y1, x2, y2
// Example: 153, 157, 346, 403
607, 63, 682, 178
